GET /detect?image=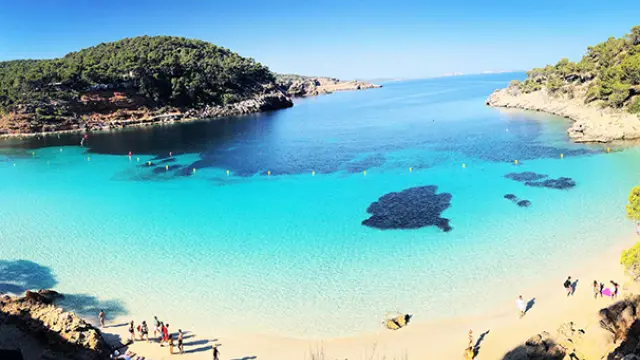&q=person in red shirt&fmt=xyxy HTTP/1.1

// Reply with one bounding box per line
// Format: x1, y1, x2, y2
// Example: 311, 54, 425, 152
161, 323, 170, 347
